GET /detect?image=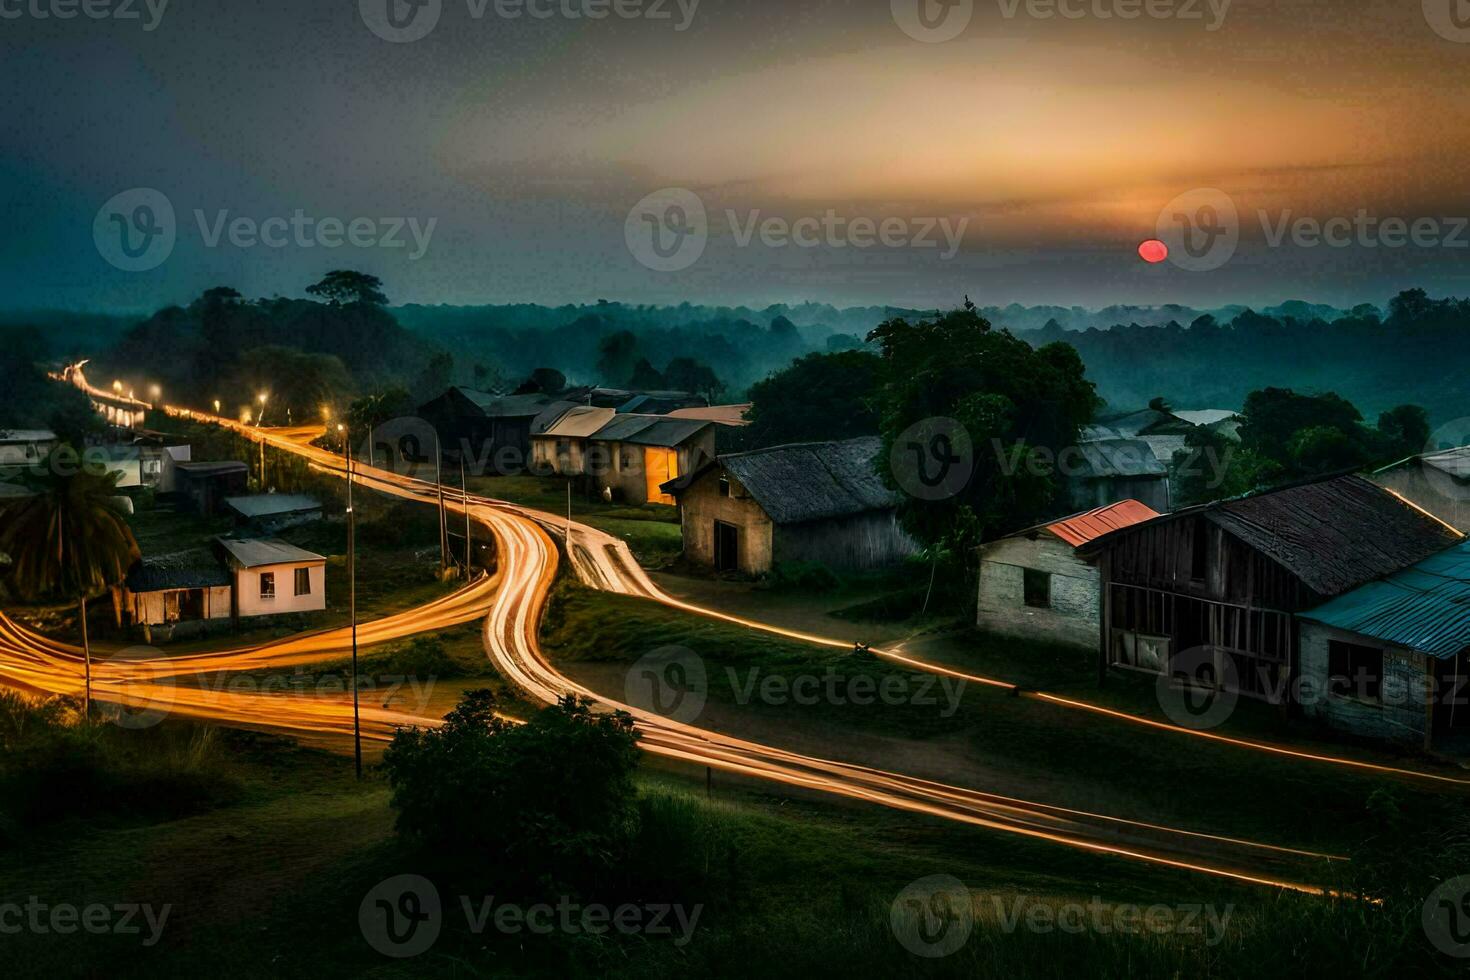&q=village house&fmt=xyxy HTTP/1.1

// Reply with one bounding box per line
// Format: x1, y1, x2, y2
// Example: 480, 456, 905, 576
1296, 541, 1470, 749
216, 537, 328, 621
94, 441, 192, 492
664, 437, 918, 576
225, 493, 324, 533
118, 548, 233, 640
0, 429, 57, 469
1077, 473, 1463, 704
1065, 437, 1171, 514
530, 406, 619, 478
582, 415, 716, 506
976, 499, 1160, 651
418, 387, 579, 474
1085, 408, 1198, 465
1372, 445, 1470, 532
174, 460, 250, 515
